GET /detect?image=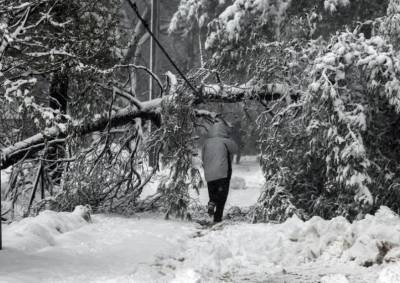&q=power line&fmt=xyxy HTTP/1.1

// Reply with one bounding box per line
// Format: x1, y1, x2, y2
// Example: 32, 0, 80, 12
127, 0, 199, 95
